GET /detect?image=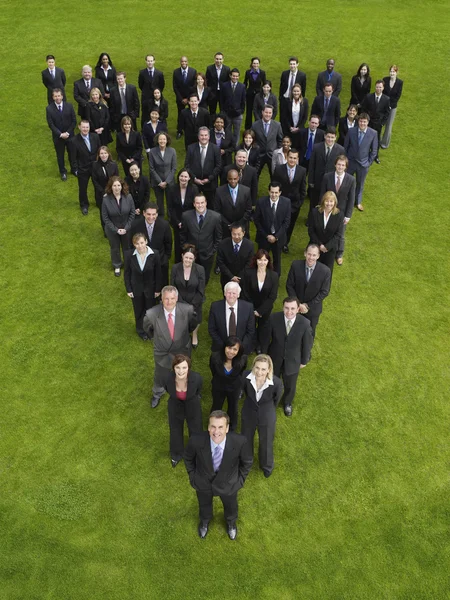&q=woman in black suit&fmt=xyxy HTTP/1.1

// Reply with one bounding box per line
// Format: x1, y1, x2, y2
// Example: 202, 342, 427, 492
253, 80, 278, 121
94, 52, 117, 102
91, 146, 119, 230
236, 129, 260, 172
149, 131, 177, 217
124, 232, 161, 339
190, 72, 210, 110
116, 116, 142, 177
167, 169, 199, 262
142, 108, 168, 153
381, 64, 403, 149
87, 88, 112, 146
171, 244, 205, 348
210, 114, 233, 170
350, 63, 371, 109
125, 161, 150, 216
244, 57, 266, 129
280, 84, 308, 149
147, 88, 169, 124
210, 336, 247, 431
163, 354, 203, 468
308, 191, 344, 274
337, 104, 358, 145
102, 176, 135, 276
241, 249, 279, 354
241, 354, 282, 478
